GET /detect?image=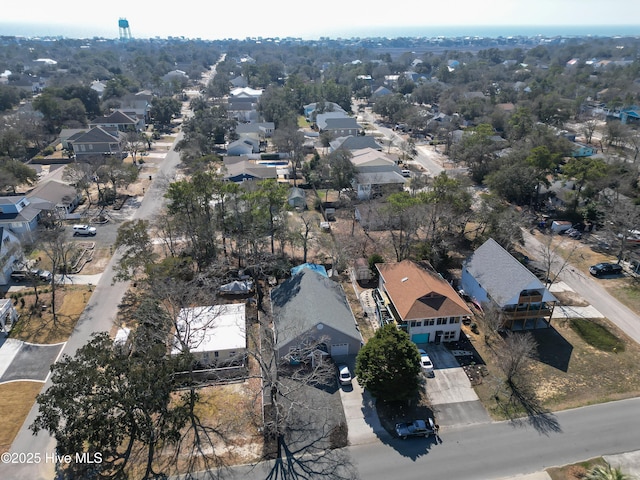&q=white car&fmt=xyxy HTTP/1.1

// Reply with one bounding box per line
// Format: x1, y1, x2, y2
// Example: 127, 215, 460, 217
73, 224, 97, 236
337, 364, 352, 386
418, 349, 434, 377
